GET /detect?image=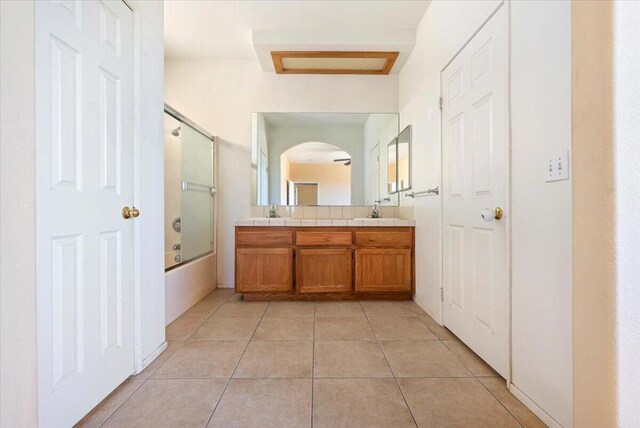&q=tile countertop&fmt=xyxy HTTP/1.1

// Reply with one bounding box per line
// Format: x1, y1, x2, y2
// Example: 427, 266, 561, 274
234, 218, 415, 227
